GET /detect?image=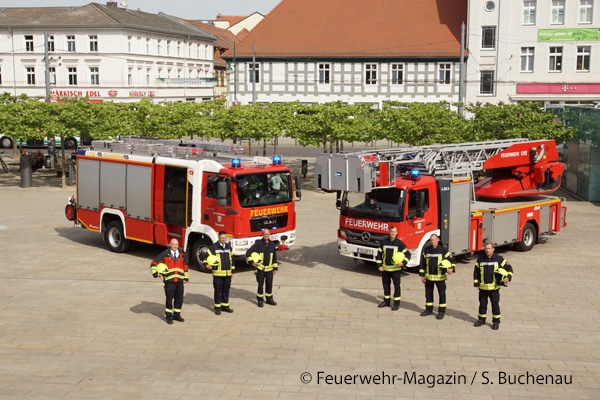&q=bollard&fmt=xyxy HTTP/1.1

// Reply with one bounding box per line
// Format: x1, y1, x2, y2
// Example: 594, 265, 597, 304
44, 155, 52, 169
68, 163, 75, 186
301, 159, 308, 178
20, 156, 32, 188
